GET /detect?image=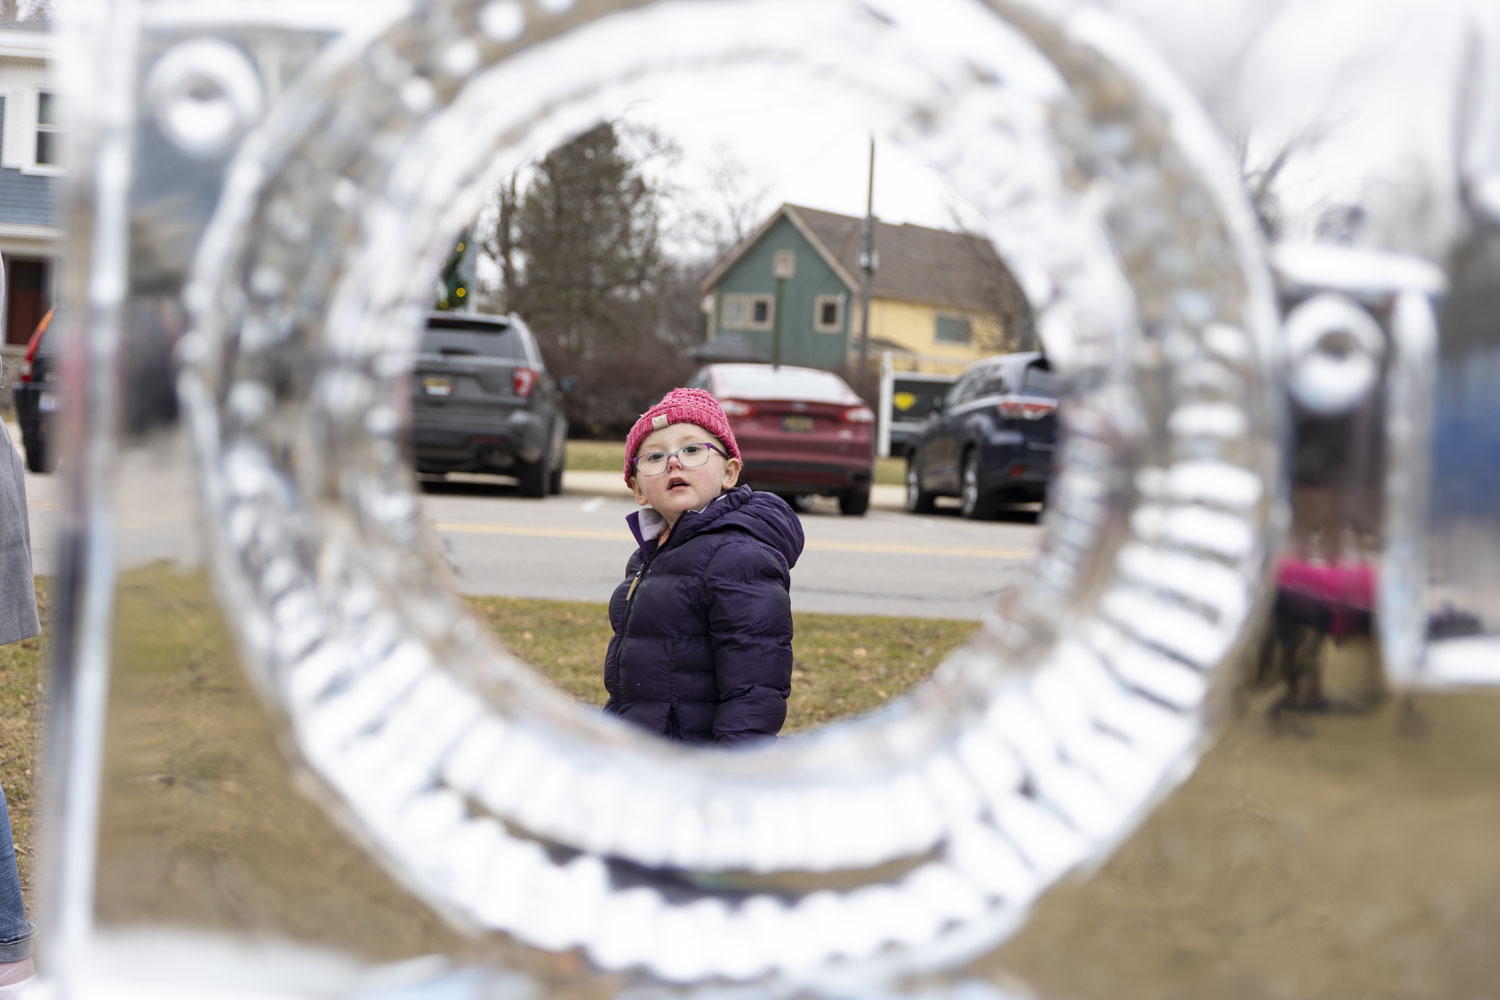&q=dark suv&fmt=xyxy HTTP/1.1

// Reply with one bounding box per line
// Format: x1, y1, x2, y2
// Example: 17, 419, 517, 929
904, 352, 1059, 518
10, 309, 58, 473
409, 311, 569, 497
